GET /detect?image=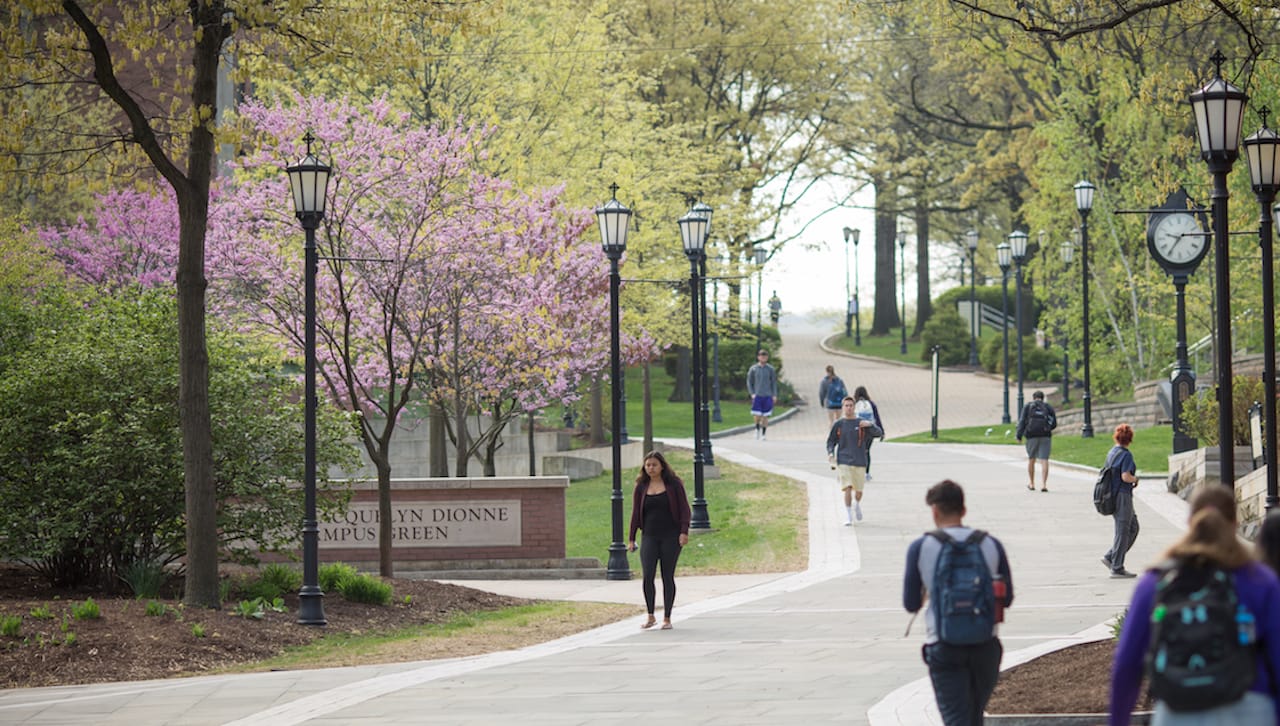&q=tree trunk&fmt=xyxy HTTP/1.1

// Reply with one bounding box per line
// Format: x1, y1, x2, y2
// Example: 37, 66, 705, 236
670, 346, 692, 402
428, 399, 448, 477
589, 375, 605, 446
871, 178, 901, 334
913, 200, 932, 336
376, 456, 393, 577
453, 397, 470, 477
